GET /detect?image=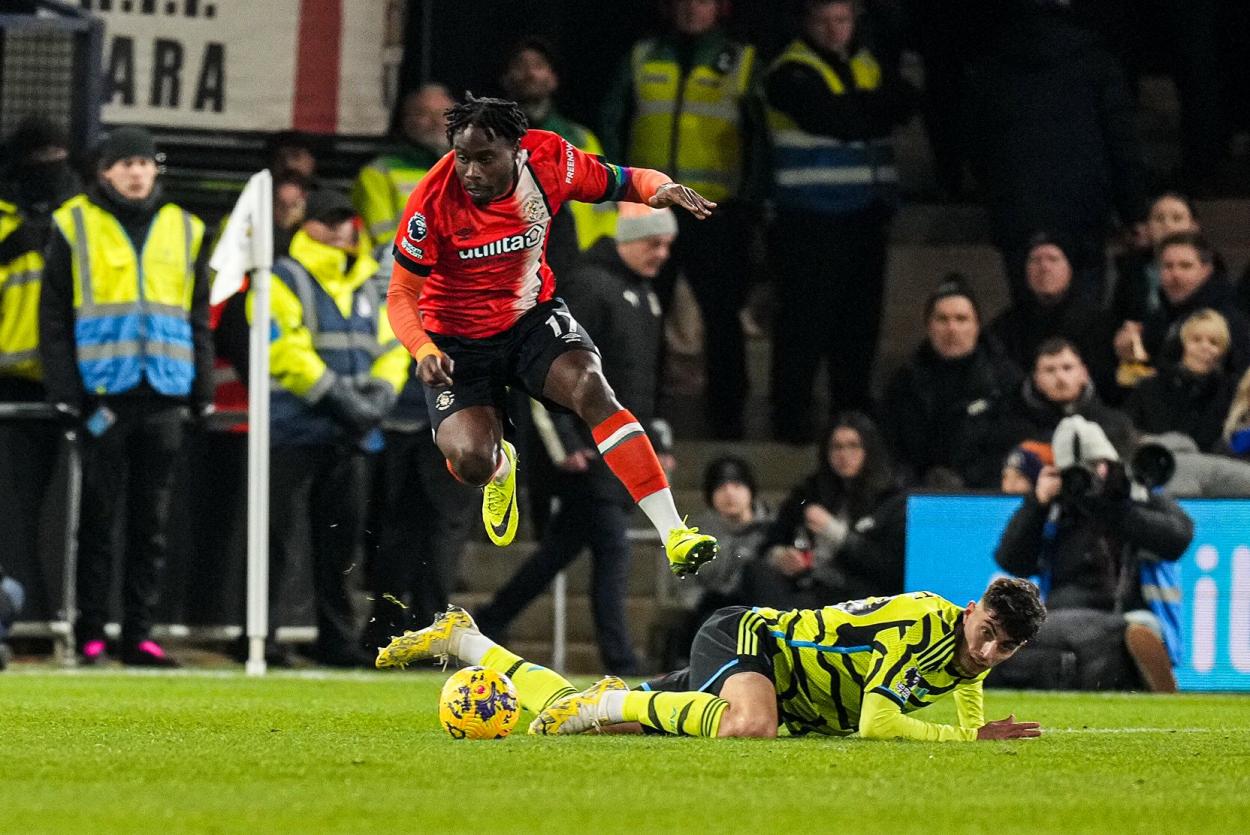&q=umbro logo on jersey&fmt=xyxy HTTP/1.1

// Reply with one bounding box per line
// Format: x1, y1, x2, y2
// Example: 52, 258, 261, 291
457, 224, 544, 260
